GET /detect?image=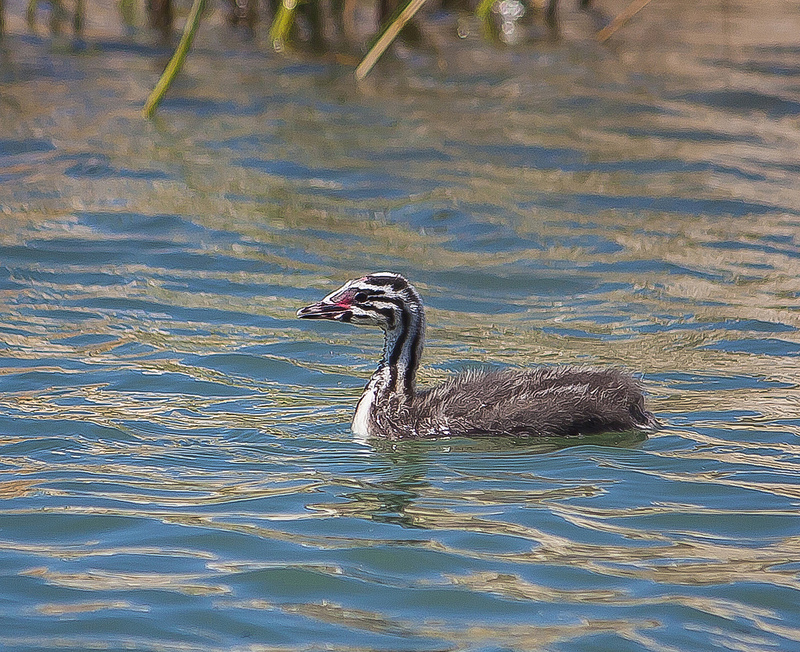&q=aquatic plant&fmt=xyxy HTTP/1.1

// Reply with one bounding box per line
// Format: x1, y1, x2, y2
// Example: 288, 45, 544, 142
25, 0, 84, 34
143, 0, 206, 117
355, 0, 428, 80
0, 0, 652, 115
